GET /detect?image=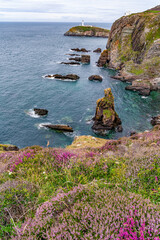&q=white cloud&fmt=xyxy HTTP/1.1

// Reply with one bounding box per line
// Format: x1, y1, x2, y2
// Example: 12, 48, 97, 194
0, 0, 159, 22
